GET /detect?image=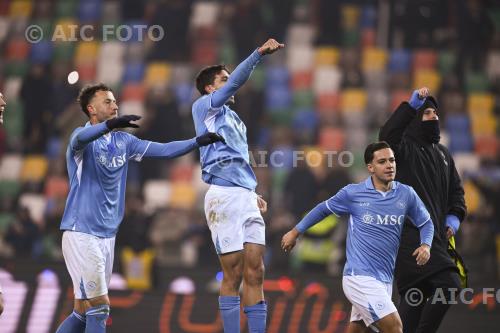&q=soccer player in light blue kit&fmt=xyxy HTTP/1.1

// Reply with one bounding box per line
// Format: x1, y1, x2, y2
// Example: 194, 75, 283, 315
192, 39, 284, 333
0, 91, 6, 316
56, 84, 224, 333
282, 142, 434, 333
